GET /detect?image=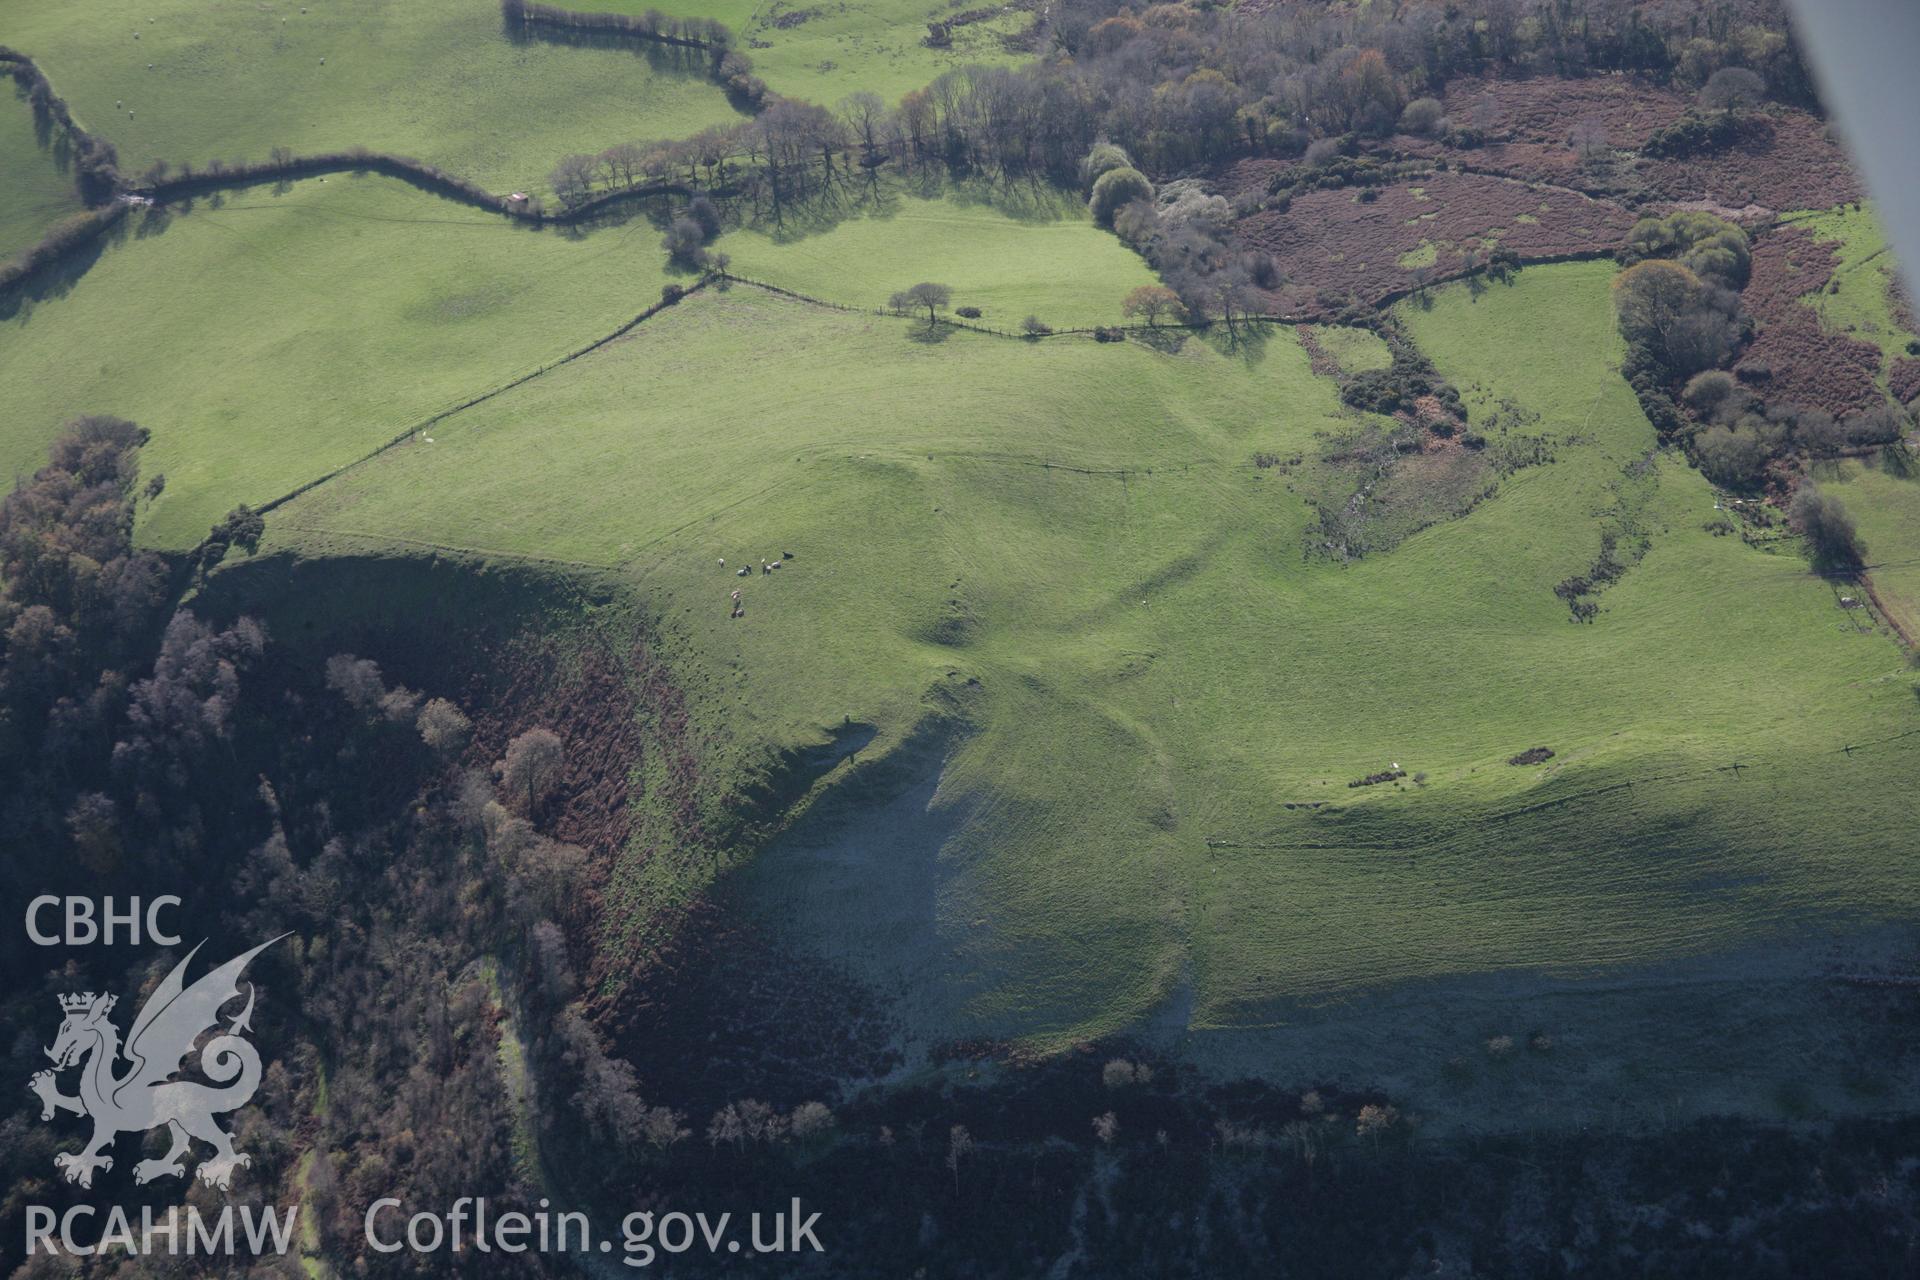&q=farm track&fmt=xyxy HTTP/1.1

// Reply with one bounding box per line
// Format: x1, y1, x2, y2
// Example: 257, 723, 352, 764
1857, 570, 1917, 647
